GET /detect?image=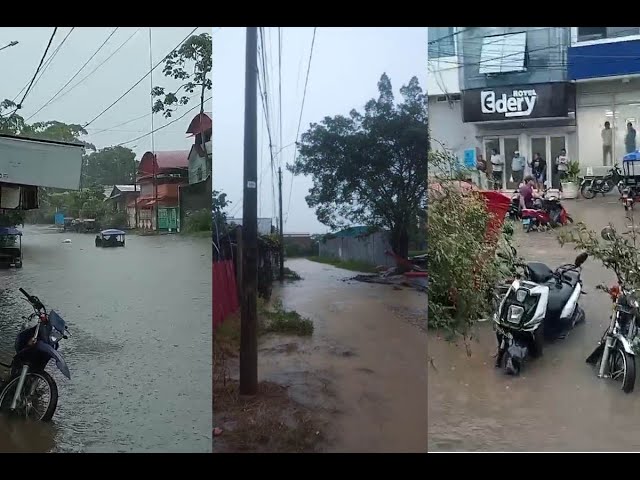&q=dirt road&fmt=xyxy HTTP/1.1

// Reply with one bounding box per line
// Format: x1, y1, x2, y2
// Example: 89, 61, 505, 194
261, 258, 427, 452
